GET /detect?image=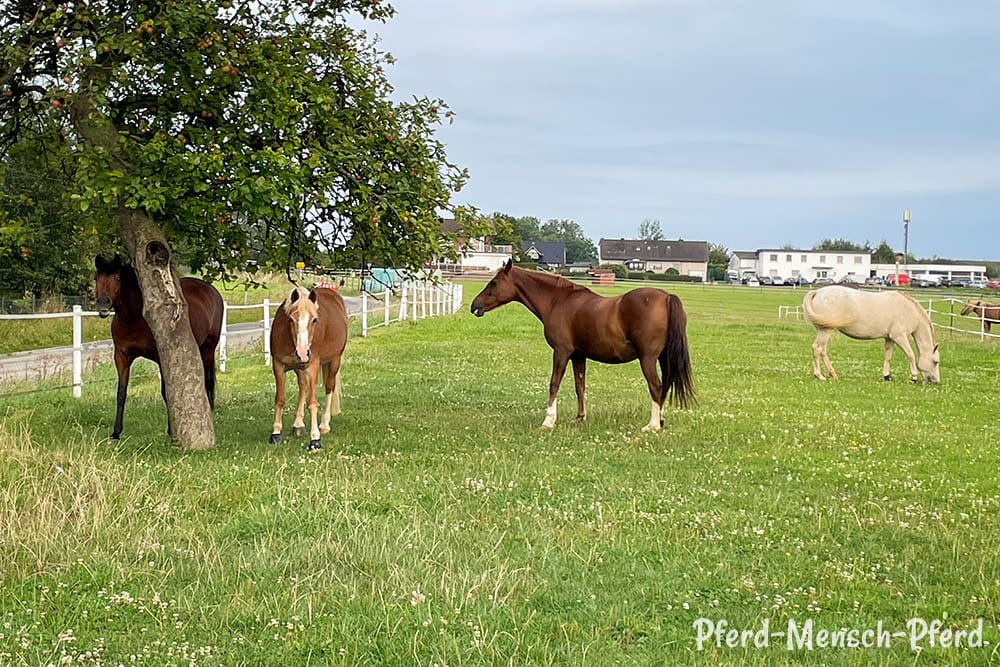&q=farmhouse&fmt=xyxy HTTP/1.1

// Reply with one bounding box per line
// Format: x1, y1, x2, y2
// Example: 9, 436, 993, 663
598, 238, 709, 279
437, 218, 513, 273
521, 240, 567, 268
